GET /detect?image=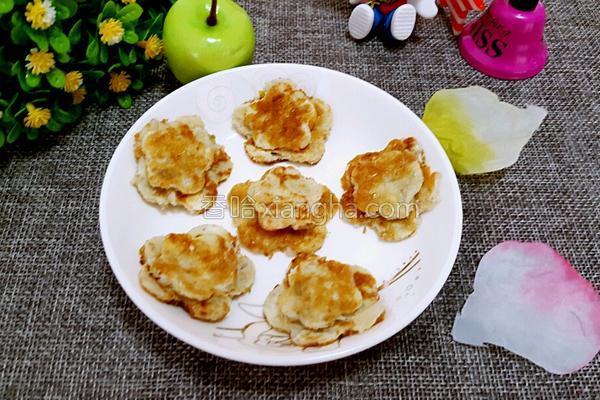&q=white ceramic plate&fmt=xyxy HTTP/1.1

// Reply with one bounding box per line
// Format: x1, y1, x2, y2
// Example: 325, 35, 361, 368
99, 63, 462, 366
